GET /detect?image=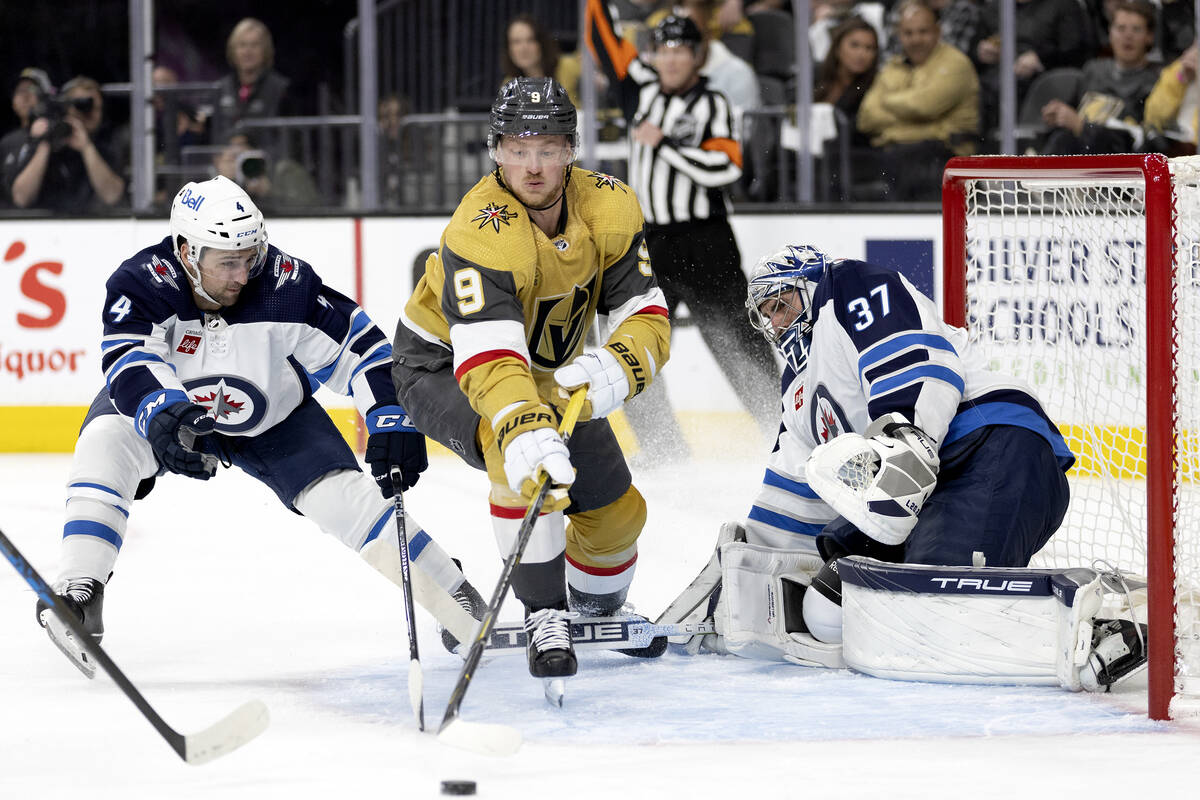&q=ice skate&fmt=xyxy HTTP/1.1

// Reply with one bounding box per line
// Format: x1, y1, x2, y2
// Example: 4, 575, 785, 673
524, 607, 577, 707
571, 590, 667, 659
35, 577, 105, 678
1080, 618, 1149, 692
441, 560, 486, 654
